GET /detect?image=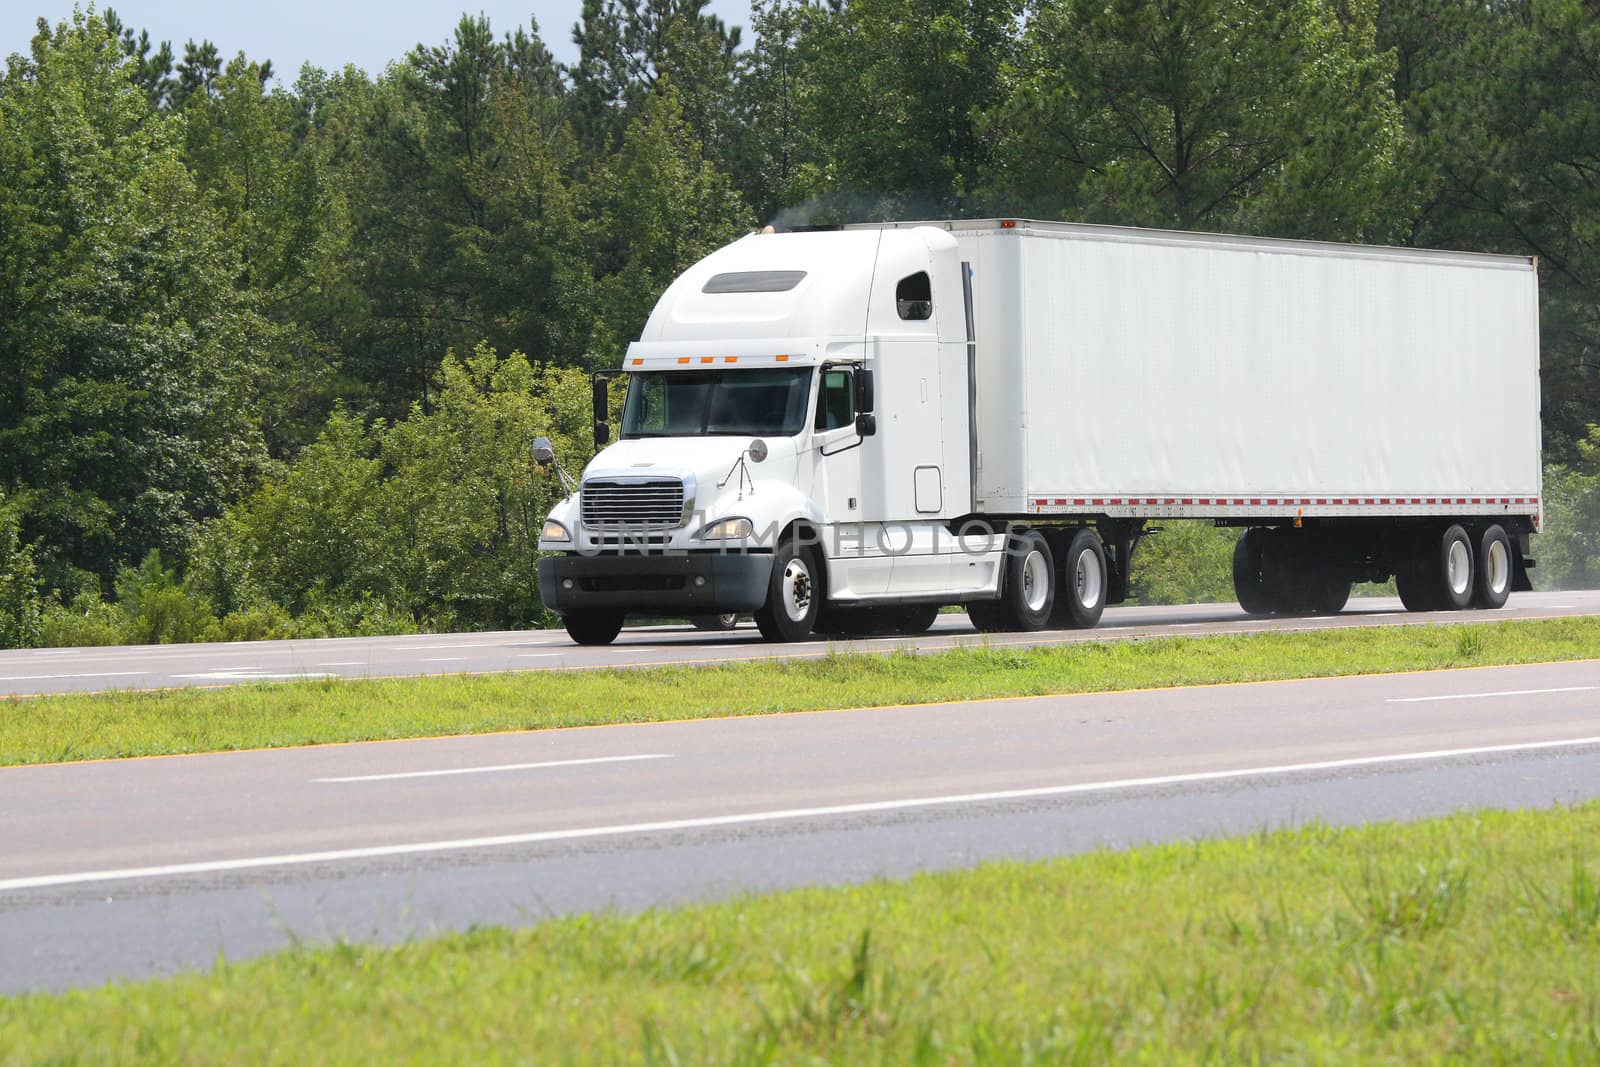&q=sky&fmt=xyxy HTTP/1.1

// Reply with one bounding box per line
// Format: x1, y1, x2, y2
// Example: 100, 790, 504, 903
4, 1, 755, 84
